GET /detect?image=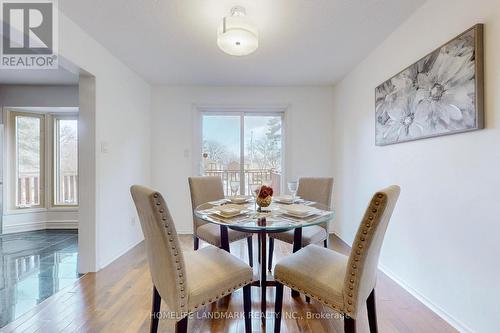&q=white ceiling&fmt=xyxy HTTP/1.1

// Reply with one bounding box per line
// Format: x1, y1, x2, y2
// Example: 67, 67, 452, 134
59, 0, 425, 86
